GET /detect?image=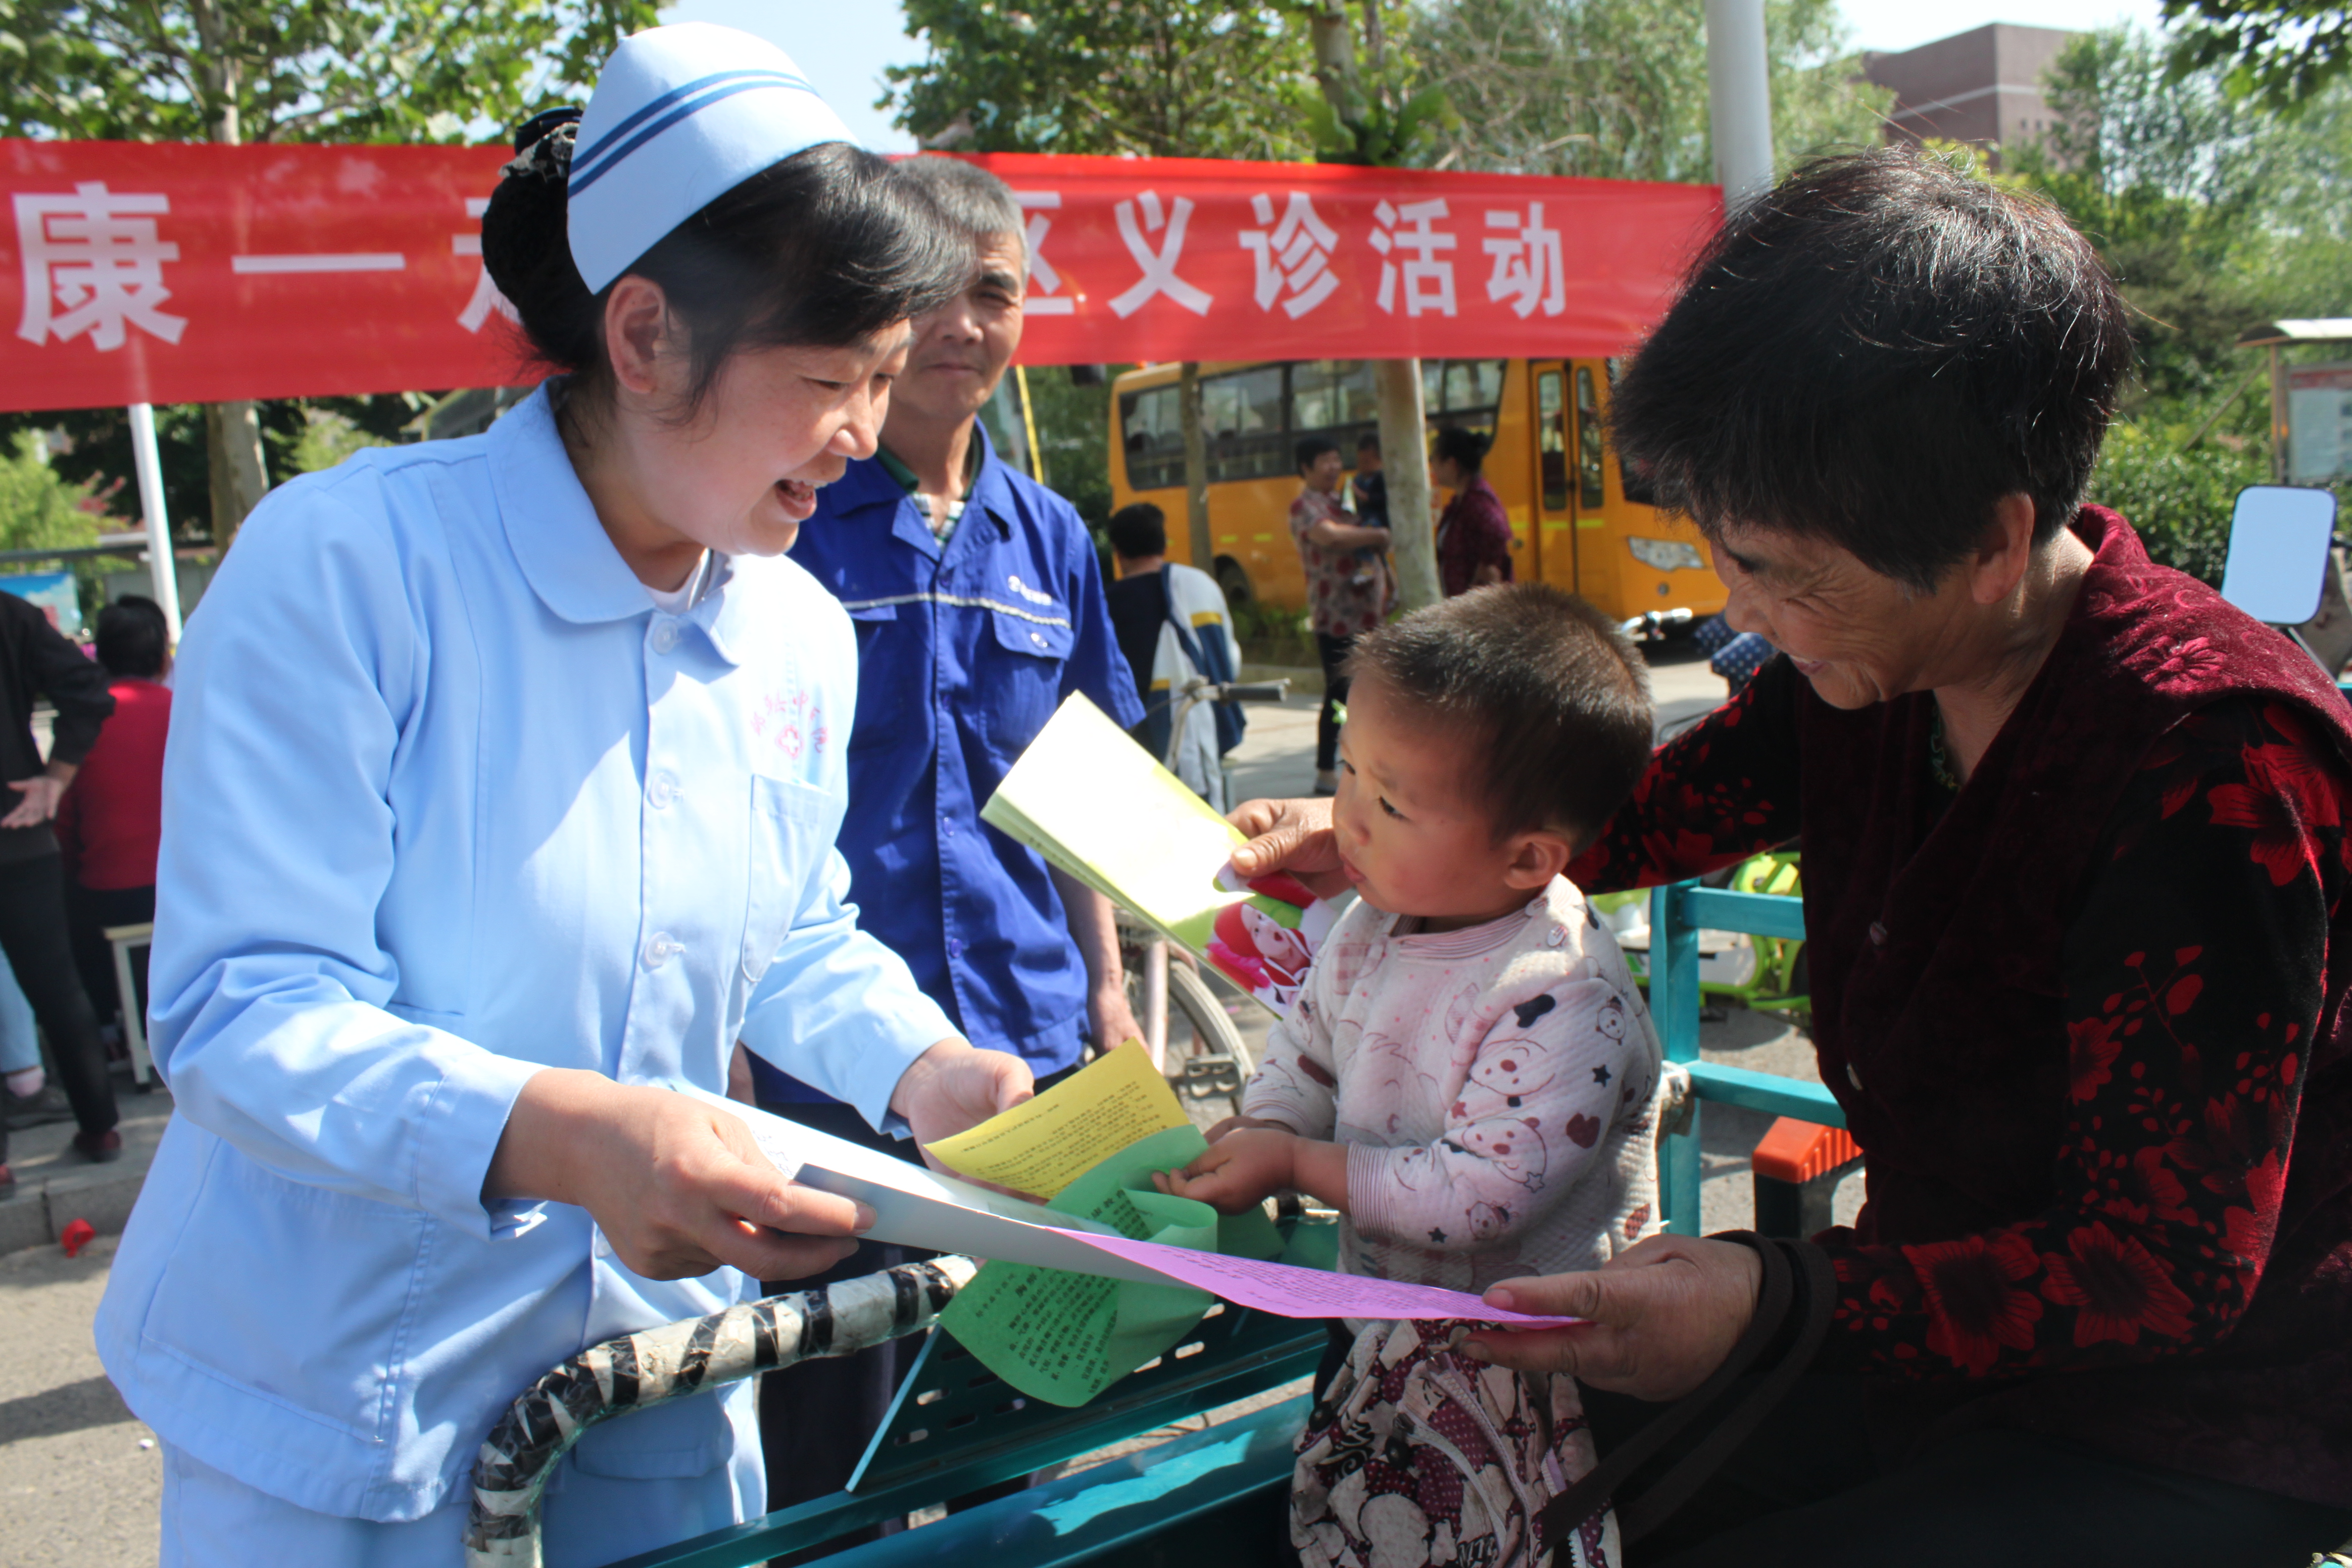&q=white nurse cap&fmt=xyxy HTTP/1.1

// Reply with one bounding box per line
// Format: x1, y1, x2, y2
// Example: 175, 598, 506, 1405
566, 22, 857, 294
